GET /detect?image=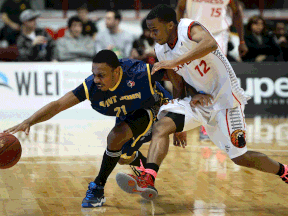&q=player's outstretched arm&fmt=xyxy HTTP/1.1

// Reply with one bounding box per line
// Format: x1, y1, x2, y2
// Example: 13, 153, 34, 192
4, 91, 80, 135
175, 0, 187, 22
152, 25, 218, 75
